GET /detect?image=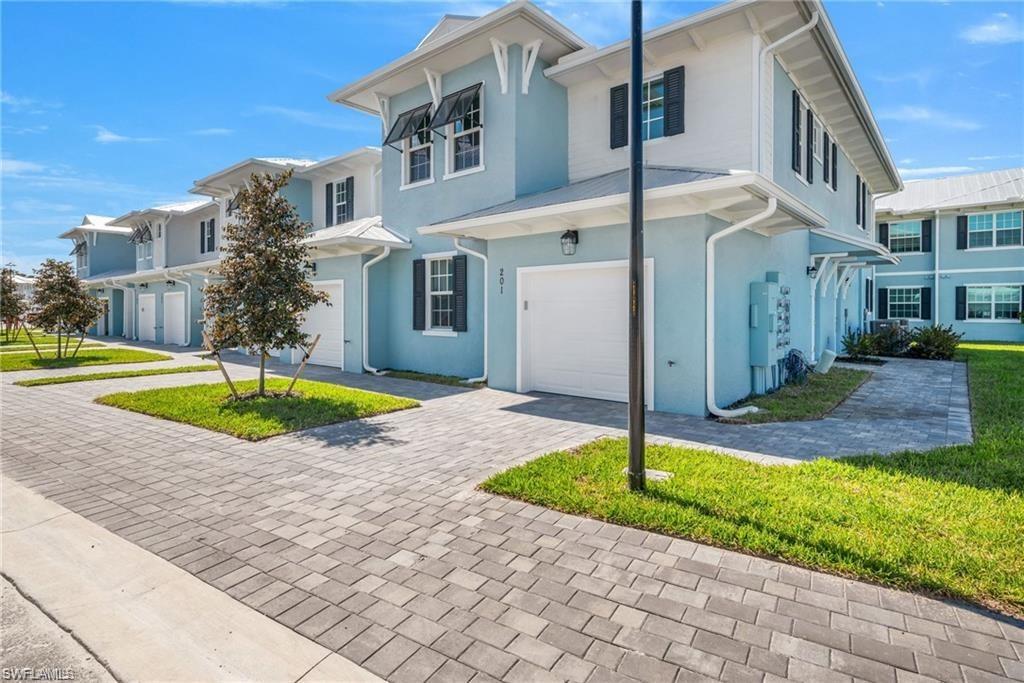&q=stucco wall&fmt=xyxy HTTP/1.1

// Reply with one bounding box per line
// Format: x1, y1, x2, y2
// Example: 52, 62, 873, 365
165, 207, 220, 268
